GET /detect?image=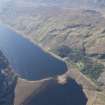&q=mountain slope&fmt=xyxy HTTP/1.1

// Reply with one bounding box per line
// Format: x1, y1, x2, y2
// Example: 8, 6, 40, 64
0, 50, 17, 105
1, 0, 105, 105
